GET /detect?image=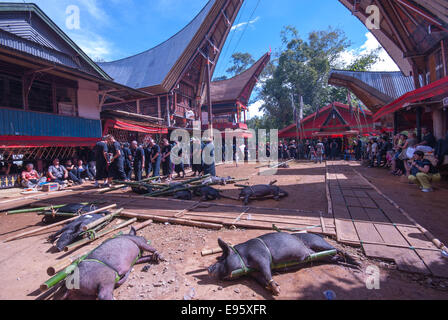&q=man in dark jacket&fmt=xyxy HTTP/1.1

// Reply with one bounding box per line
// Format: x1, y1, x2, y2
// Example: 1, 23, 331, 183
131, 141, 145, 181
